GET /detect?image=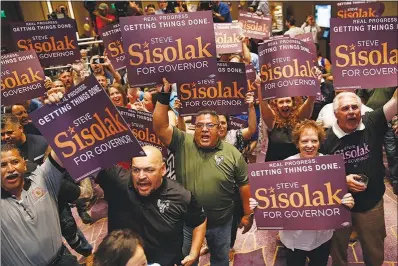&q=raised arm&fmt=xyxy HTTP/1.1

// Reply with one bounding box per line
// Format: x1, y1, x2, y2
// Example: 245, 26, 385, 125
153, 78, 174, 147
104, 56, 122, 84
257, 75, 276, 129
297, 96, 316, 121
241, 93, 257, 141
383, 88, 397, 122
